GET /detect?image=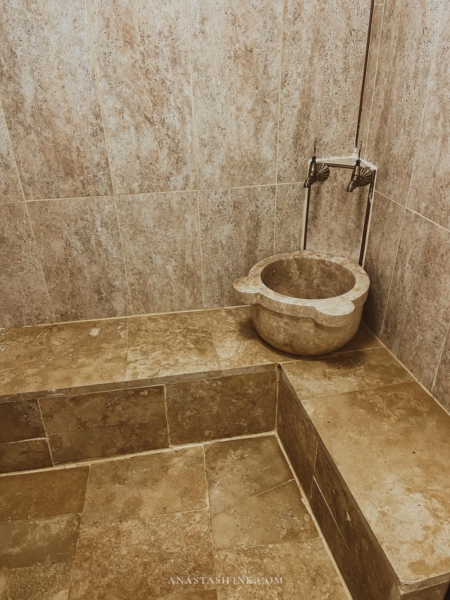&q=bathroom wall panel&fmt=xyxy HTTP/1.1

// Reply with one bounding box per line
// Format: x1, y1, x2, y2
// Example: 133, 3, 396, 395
189, 0, 283, 189
274, 183, 305, 254
306, 169, 367, 261
116, 191, 203, 314
363, 193, 405, 335
0, 203, 53, 329
407, 4, 450, 231
0, 110, 23, 202
0, 0, 112, 200
27, 197, 130, 322
364, 0, 443, 204
88, 0, 196, 195
277, 0, 369, 183
199, 186, 276, 307
382, 211, 450, 390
